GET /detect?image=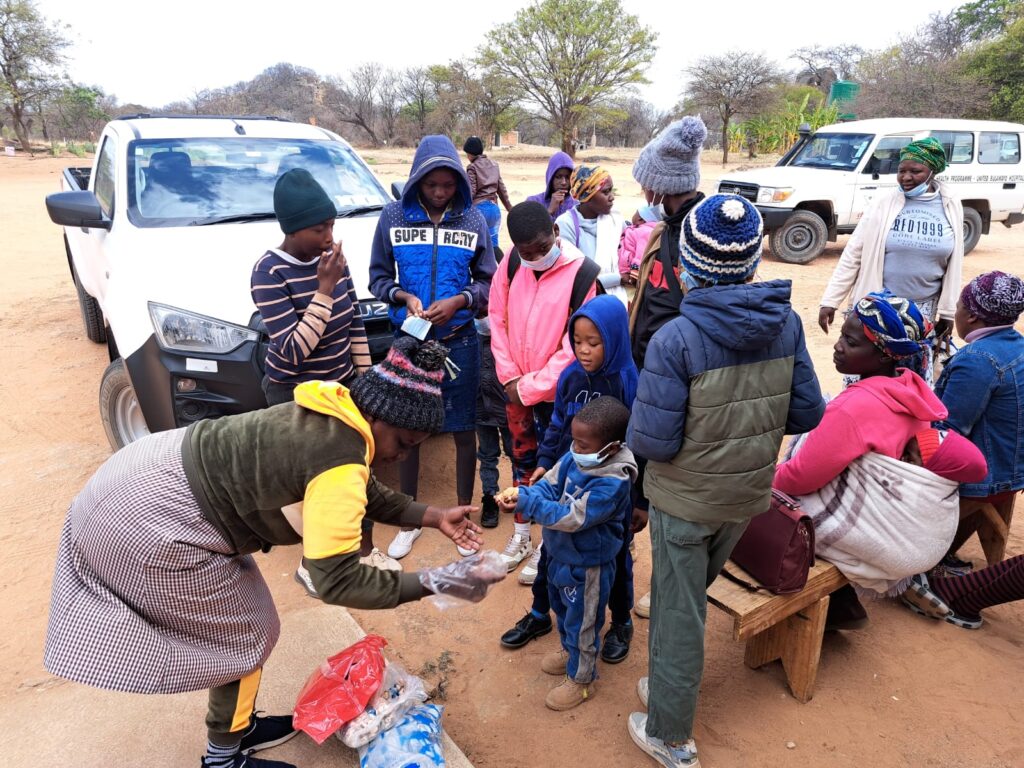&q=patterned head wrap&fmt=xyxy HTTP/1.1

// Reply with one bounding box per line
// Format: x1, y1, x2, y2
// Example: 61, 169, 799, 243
853, 292, 935, 363
899, 138, 947, 174
960, 270, 1024, 326
569, 165, 611, 203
